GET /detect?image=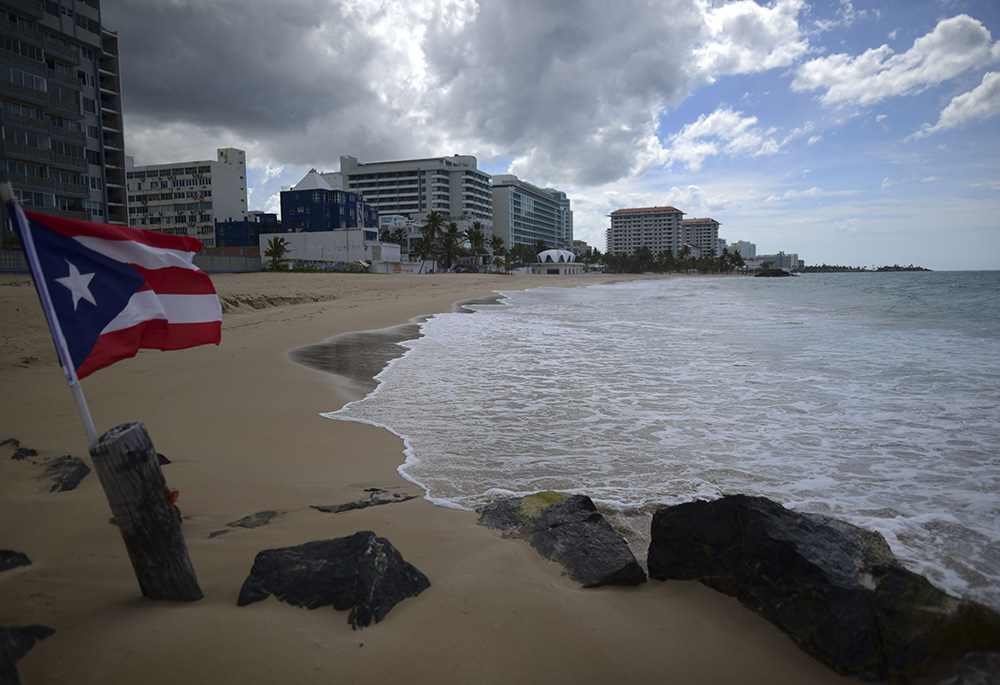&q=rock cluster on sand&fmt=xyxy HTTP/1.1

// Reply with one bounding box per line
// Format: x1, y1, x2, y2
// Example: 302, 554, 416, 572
237, 531, 430, 629
477, 492, 646, 588
0, 625, 55, 685
647, 494, 1000, 681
